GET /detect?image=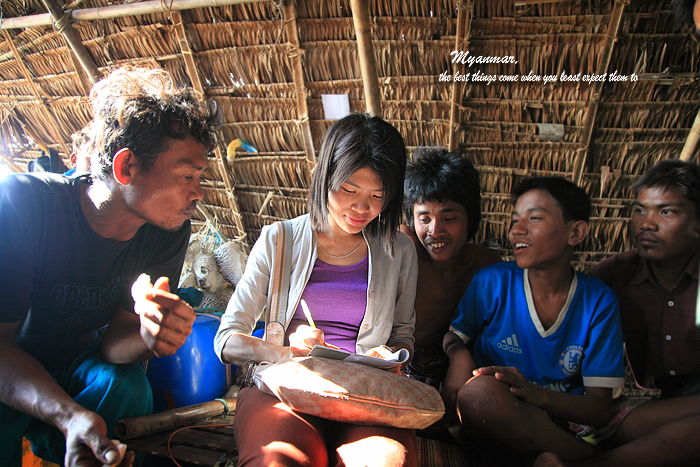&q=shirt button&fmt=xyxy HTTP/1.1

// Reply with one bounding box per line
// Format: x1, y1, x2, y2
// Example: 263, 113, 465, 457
666, 335, 672, 340
668, 301, 674, 306
363, 324, 369, 329
670, 370, 676, 375
369, 292, 375, 298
